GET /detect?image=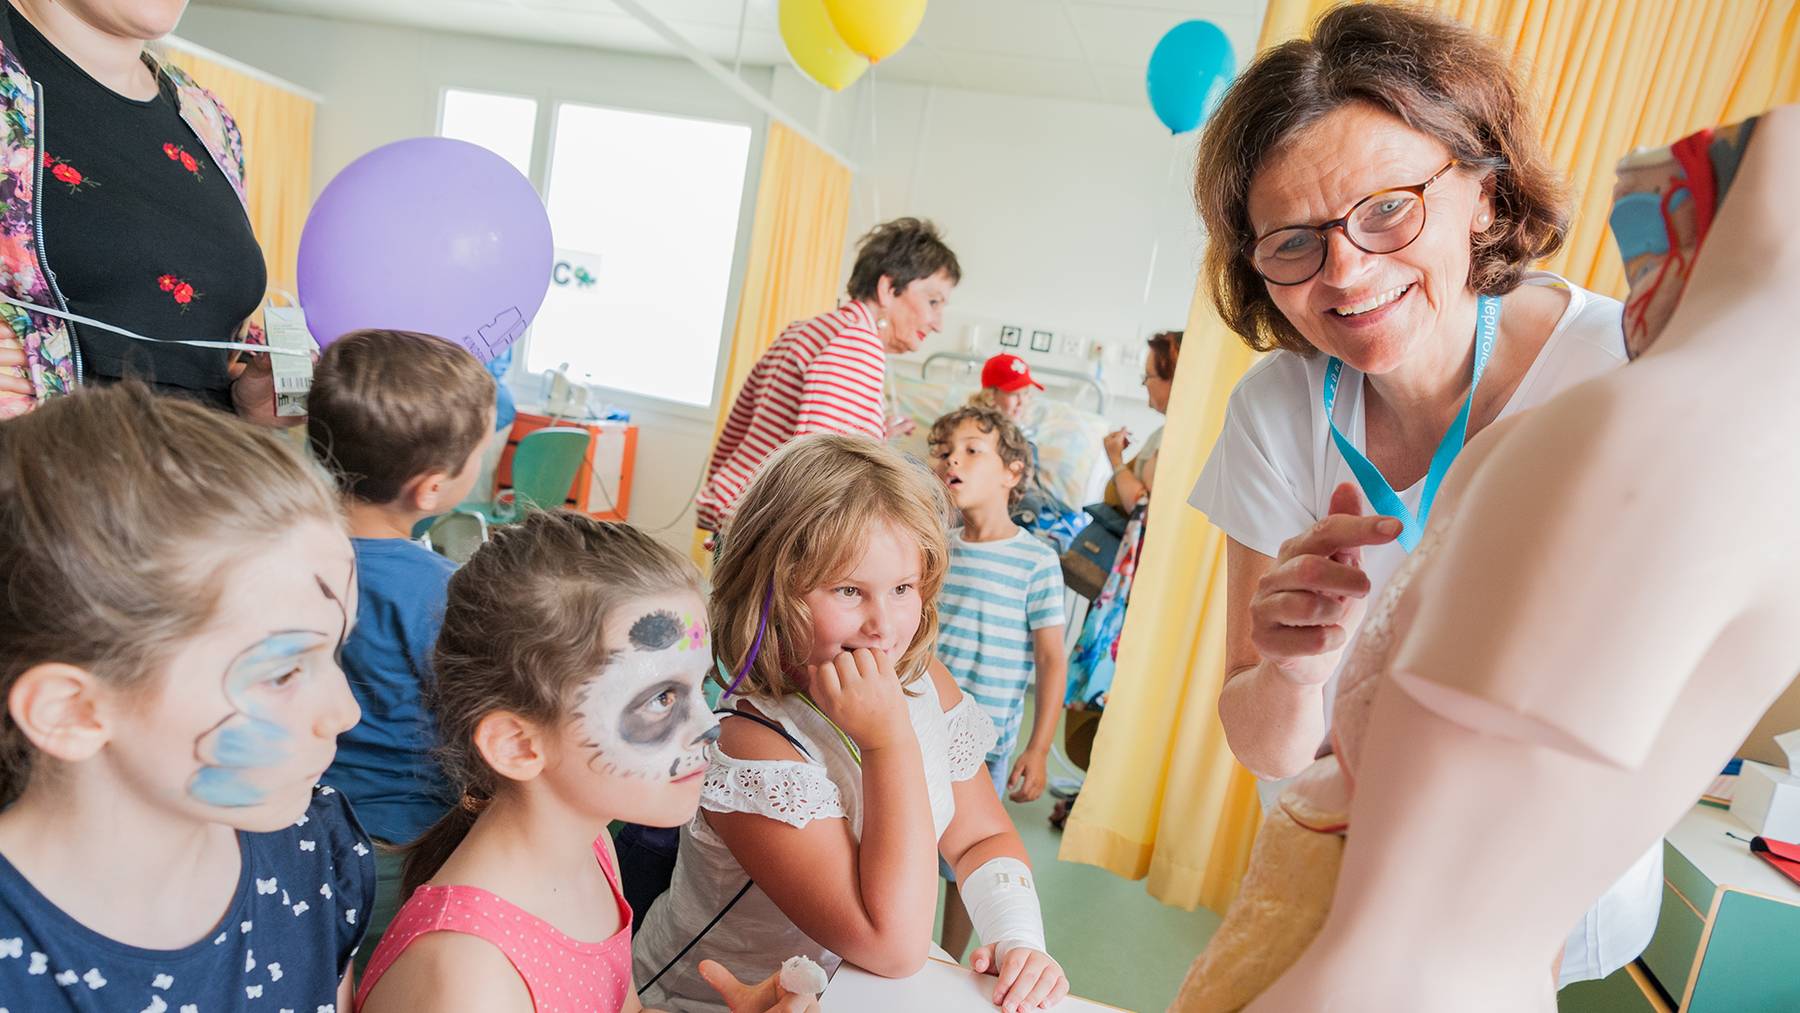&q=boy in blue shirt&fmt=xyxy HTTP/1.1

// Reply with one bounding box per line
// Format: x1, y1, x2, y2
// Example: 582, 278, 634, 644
927, 404, 1067, 960
306, 328, 497, 962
